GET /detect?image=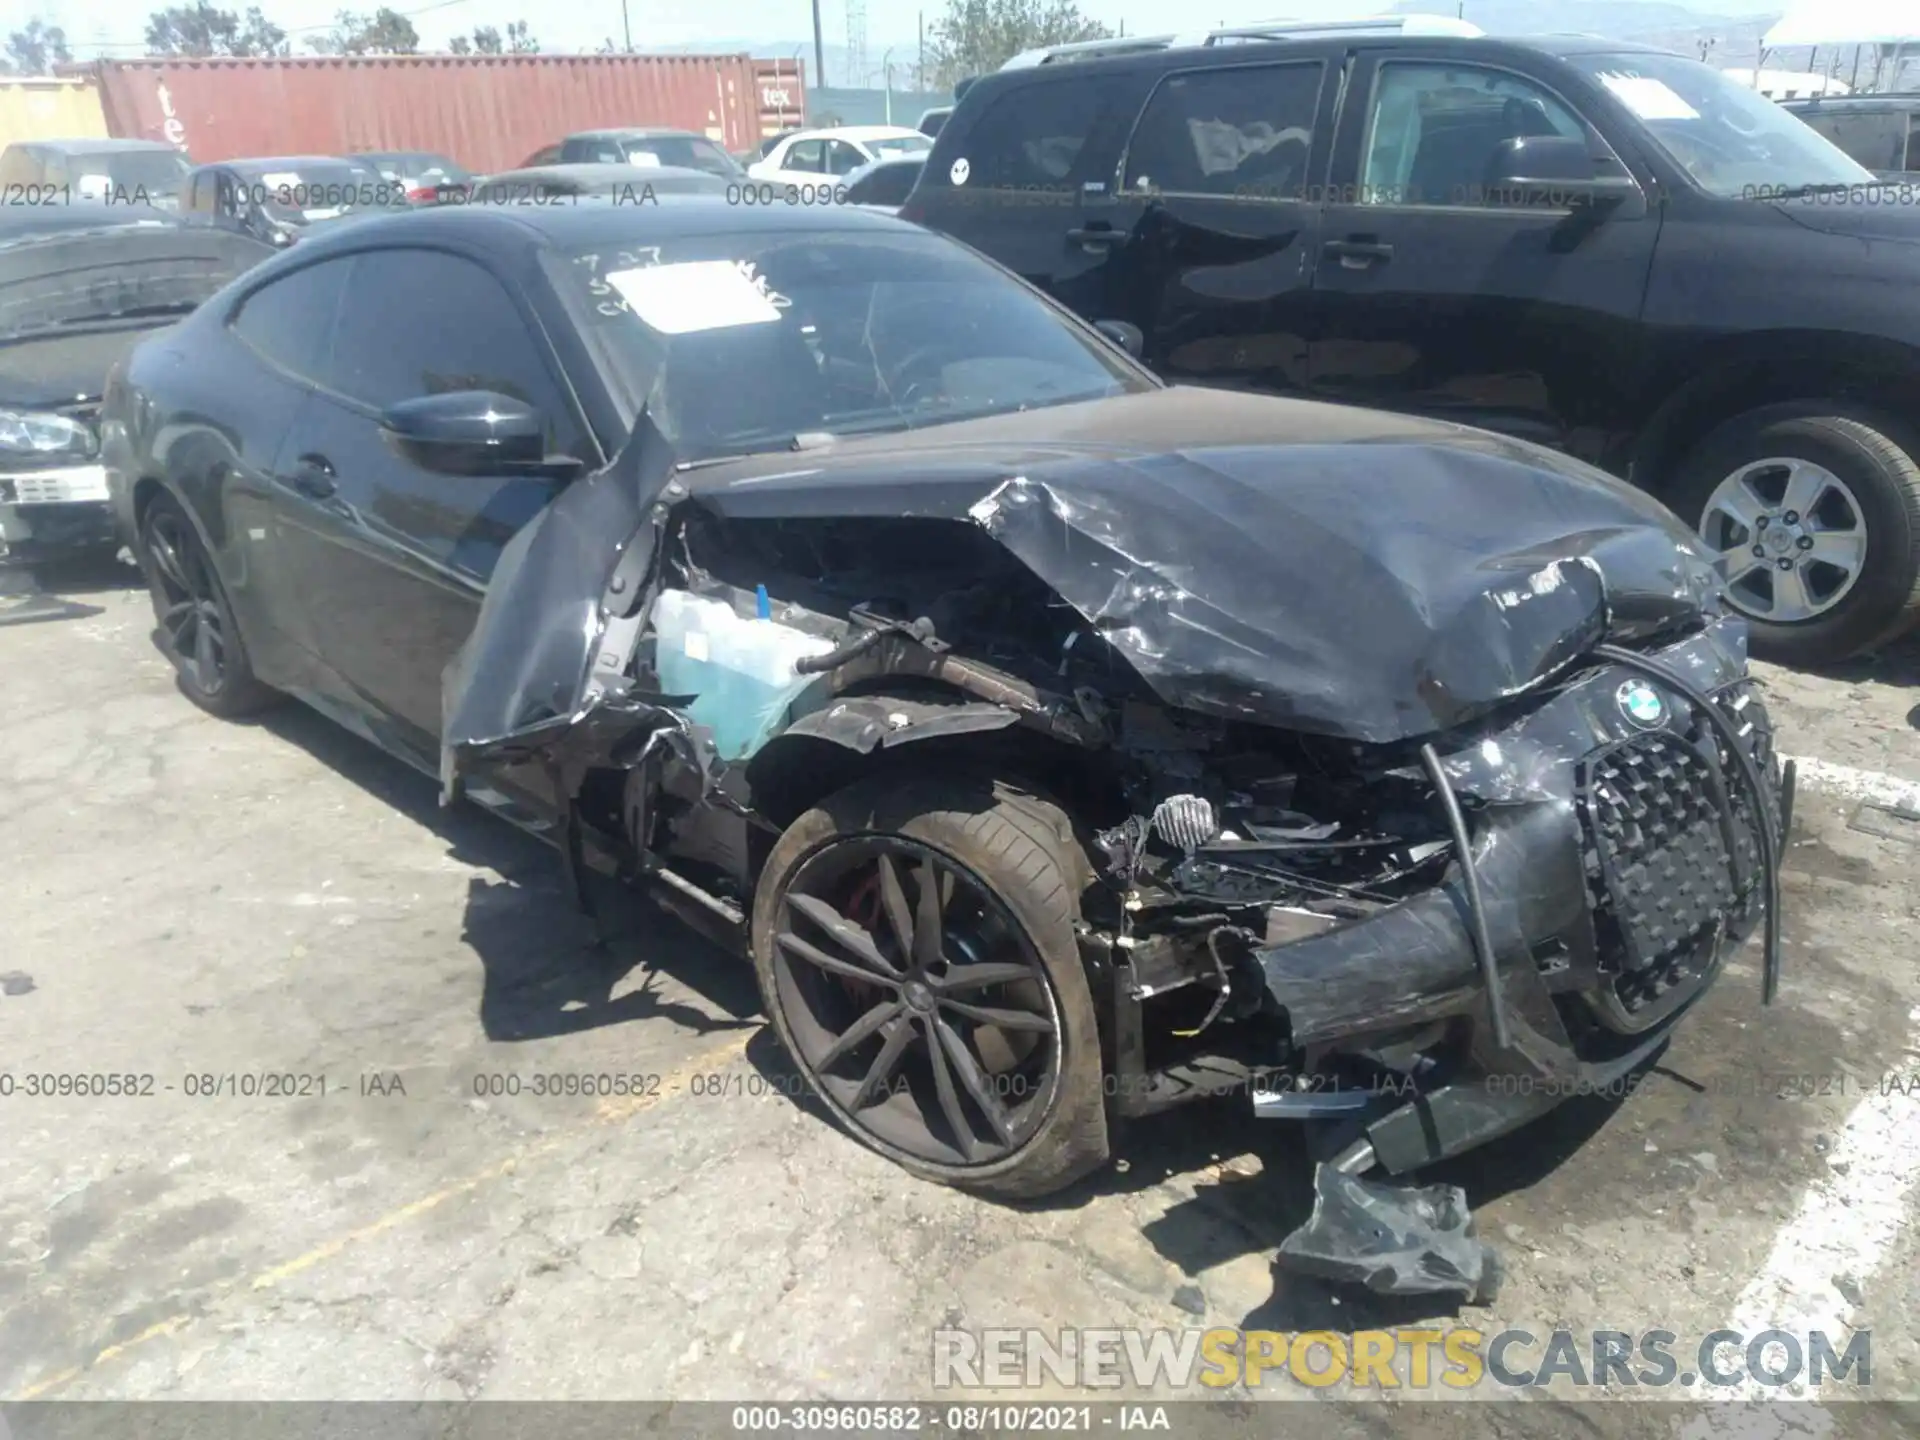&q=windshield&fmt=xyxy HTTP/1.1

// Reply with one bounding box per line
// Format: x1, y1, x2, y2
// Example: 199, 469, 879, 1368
1568, 51, 1877, 196
868, 134, 933, 158
365, 152, 471, 183
72, 149, 189, 201
621, 136, 744, 177
548, 227, 1148, 460
236, 162, 408, 221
